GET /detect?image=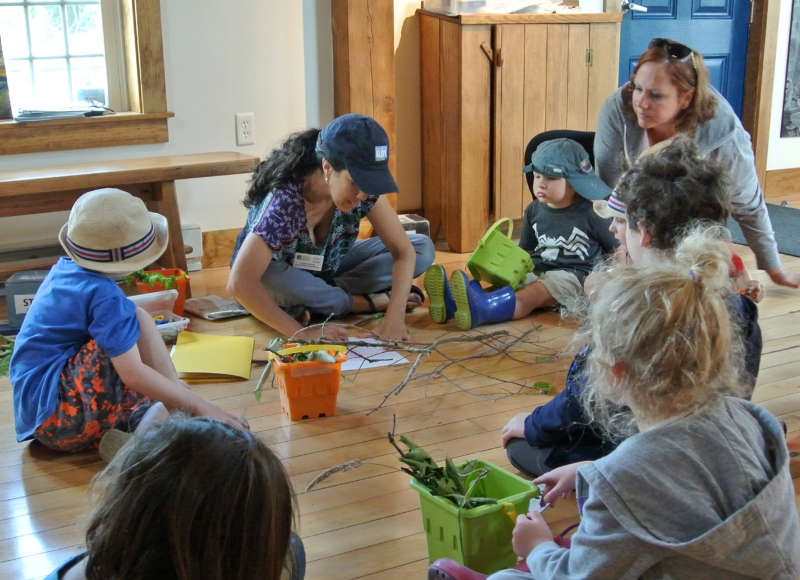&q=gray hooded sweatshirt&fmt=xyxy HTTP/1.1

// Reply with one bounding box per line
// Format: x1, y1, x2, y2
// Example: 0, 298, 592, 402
491, 397, 800, 579
594, 85, 780, 271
